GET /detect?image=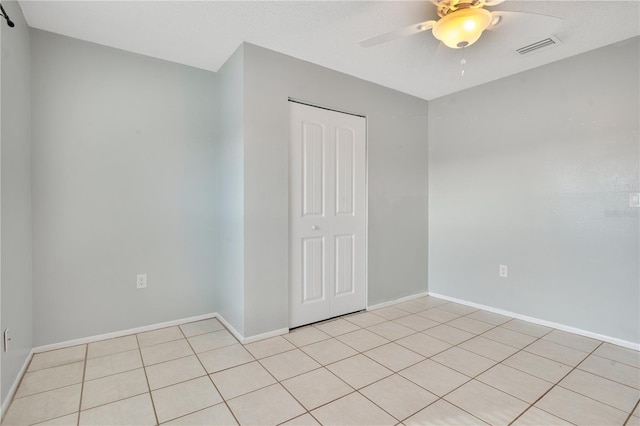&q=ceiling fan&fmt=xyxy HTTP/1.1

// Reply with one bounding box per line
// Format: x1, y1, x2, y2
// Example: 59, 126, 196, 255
360, 0, 561, 50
